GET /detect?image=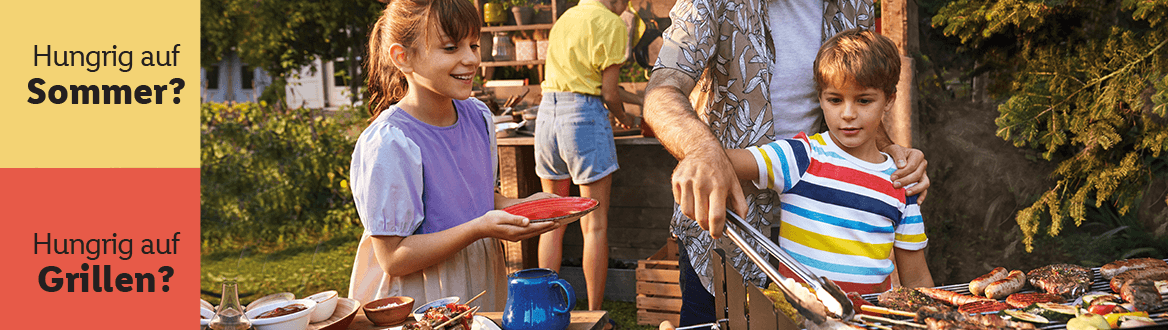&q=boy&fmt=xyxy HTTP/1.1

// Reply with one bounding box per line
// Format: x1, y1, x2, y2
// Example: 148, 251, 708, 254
725, 28, 934, 294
